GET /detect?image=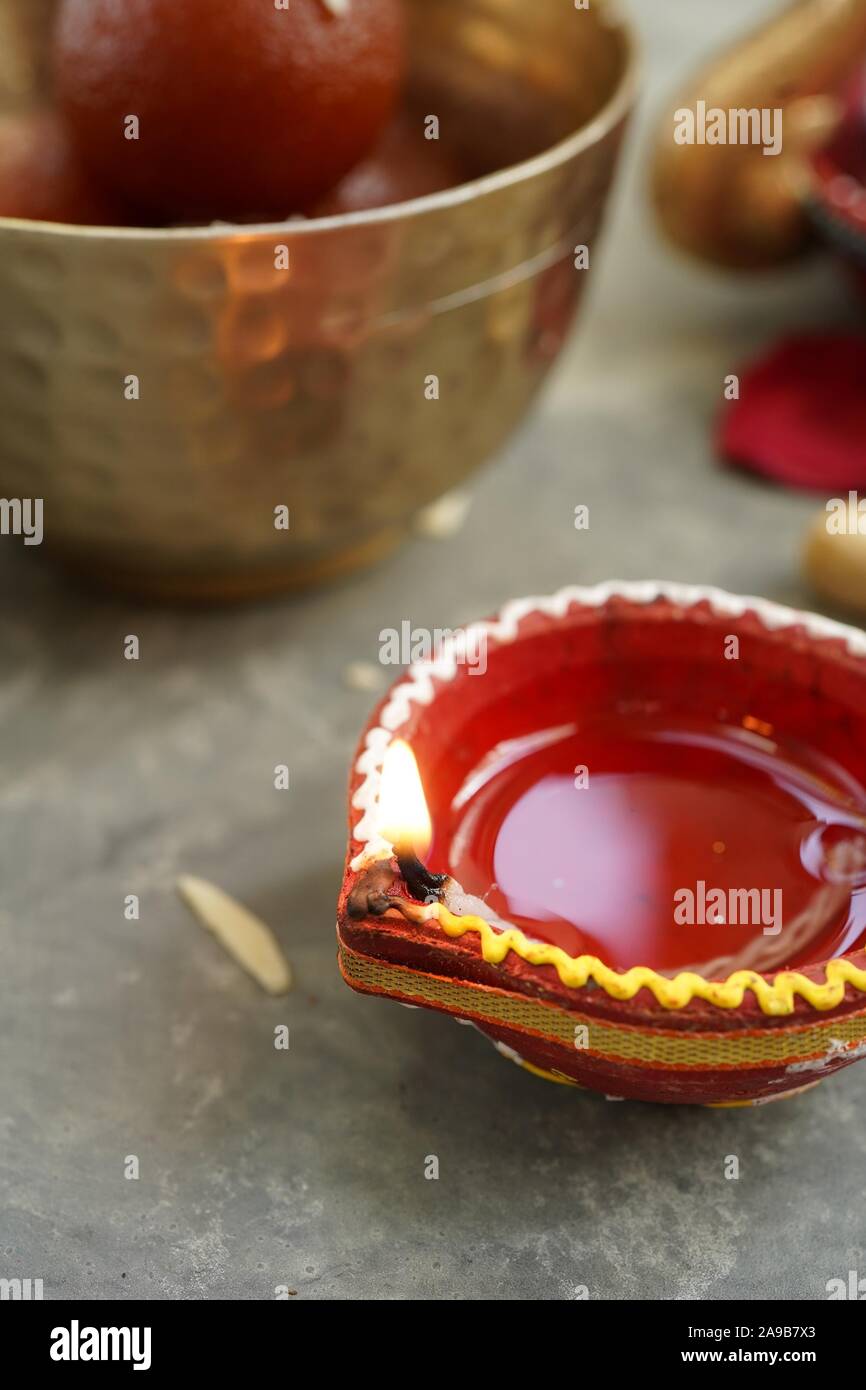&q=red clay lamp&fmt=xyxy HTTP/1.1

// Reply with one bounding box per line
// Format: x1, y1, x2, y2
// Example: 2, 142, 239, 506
338, 582, 866, 1107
